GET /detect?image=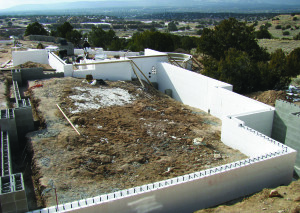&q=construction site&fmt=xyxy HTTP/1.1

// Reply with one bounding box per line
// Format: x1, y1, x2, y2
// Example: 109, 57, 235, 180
0, 41, 298, 213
